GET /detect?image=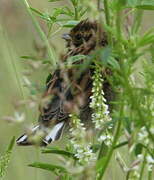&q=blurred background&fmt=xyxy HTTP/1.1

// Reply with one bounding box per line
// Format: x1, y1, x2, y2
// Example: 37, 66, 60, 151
0, 0, 153, 179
